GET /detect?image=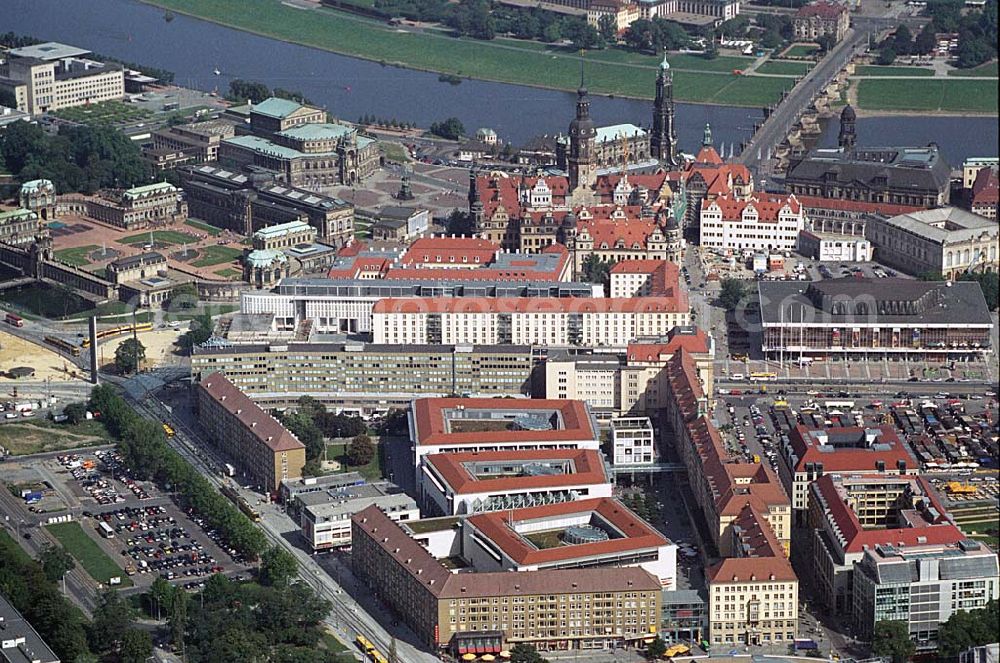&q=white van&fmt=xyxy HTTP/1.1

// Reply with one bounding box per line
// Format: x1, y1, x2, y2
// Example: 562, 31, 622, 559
732, 373, 745, 381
